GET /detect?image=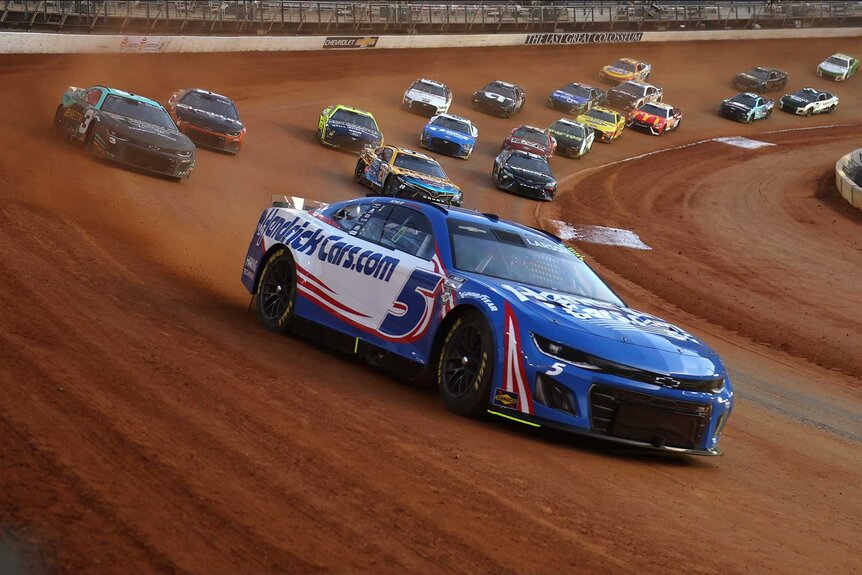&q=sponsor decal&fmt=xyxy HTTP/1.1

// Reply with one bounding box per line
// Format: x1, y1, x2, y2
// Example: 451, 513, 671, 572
494, 388, 520, 410
502, 302, 533, 415
525, 32, 643, 45
459, 291, 498, 312
323, 36, 379, 49
119, 36, 164, 53
63, 107, 83, 121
